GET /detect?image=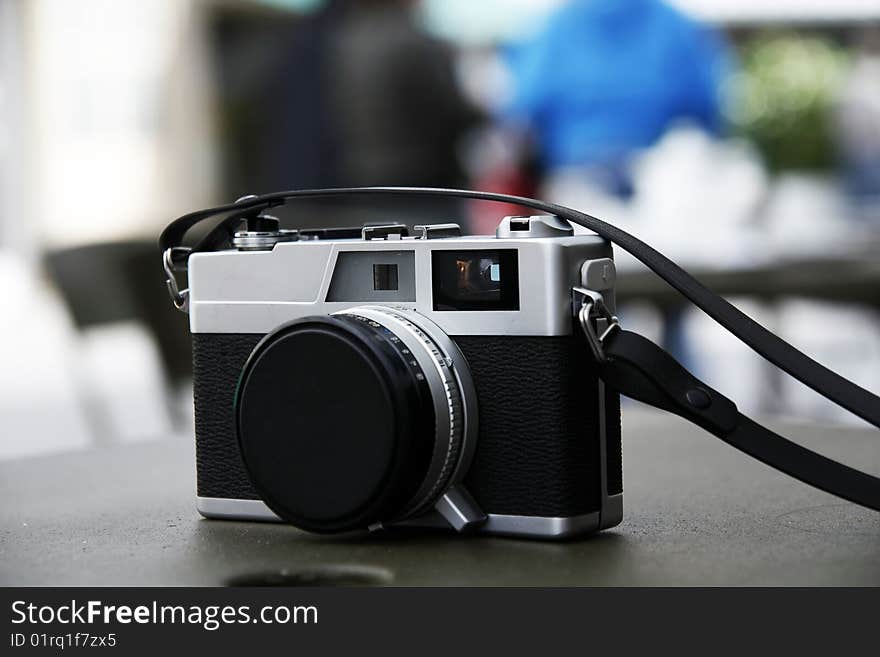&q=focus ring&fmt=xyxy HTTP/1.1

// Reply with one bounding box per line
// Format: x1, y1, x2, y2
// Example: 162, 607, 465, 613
339, 307, 465, 520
